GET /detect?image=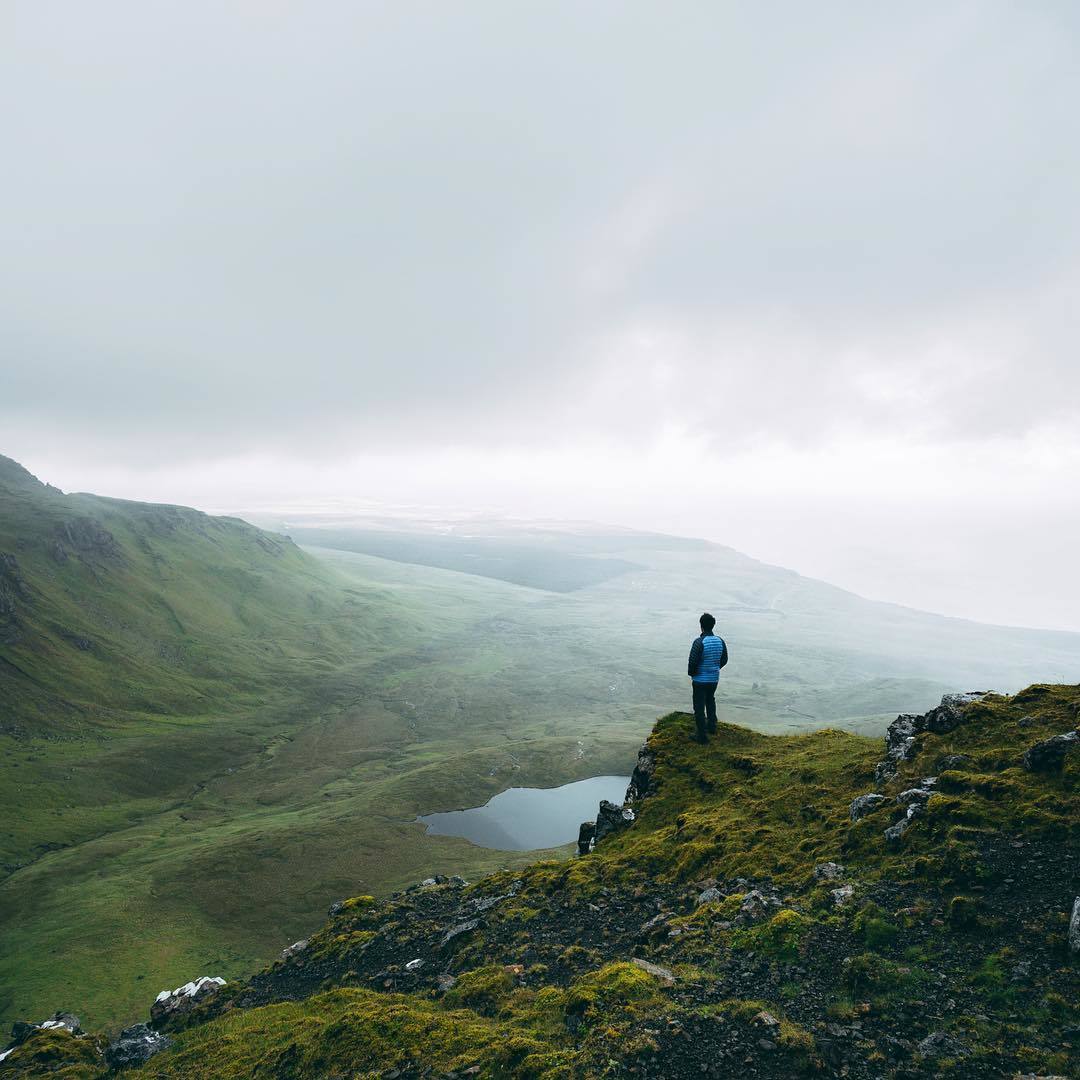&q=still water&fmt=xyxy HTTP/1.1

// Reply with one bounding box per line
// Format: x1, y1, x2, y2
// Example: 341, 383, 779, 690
418, 774, 631, 851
